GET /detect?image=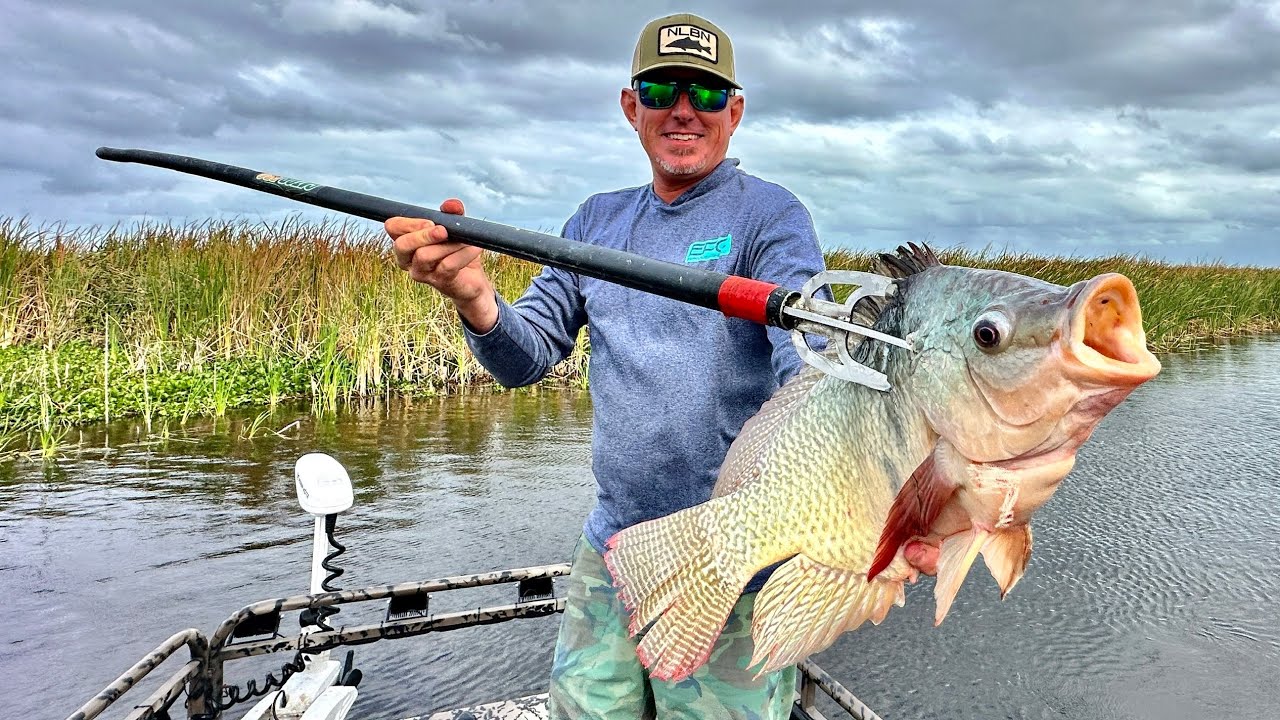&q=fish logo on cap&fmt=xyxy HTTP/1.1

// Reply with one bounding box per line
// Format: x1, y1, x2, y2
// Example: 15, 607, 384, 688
658, 24, 718, 63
